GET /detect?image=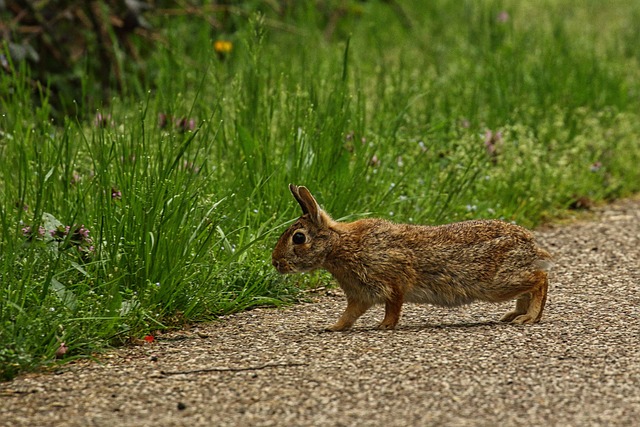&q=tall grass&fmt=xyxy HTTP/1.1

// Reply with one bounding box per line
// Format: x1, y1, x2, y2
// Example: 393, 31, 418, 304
2, 0, 640, 379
